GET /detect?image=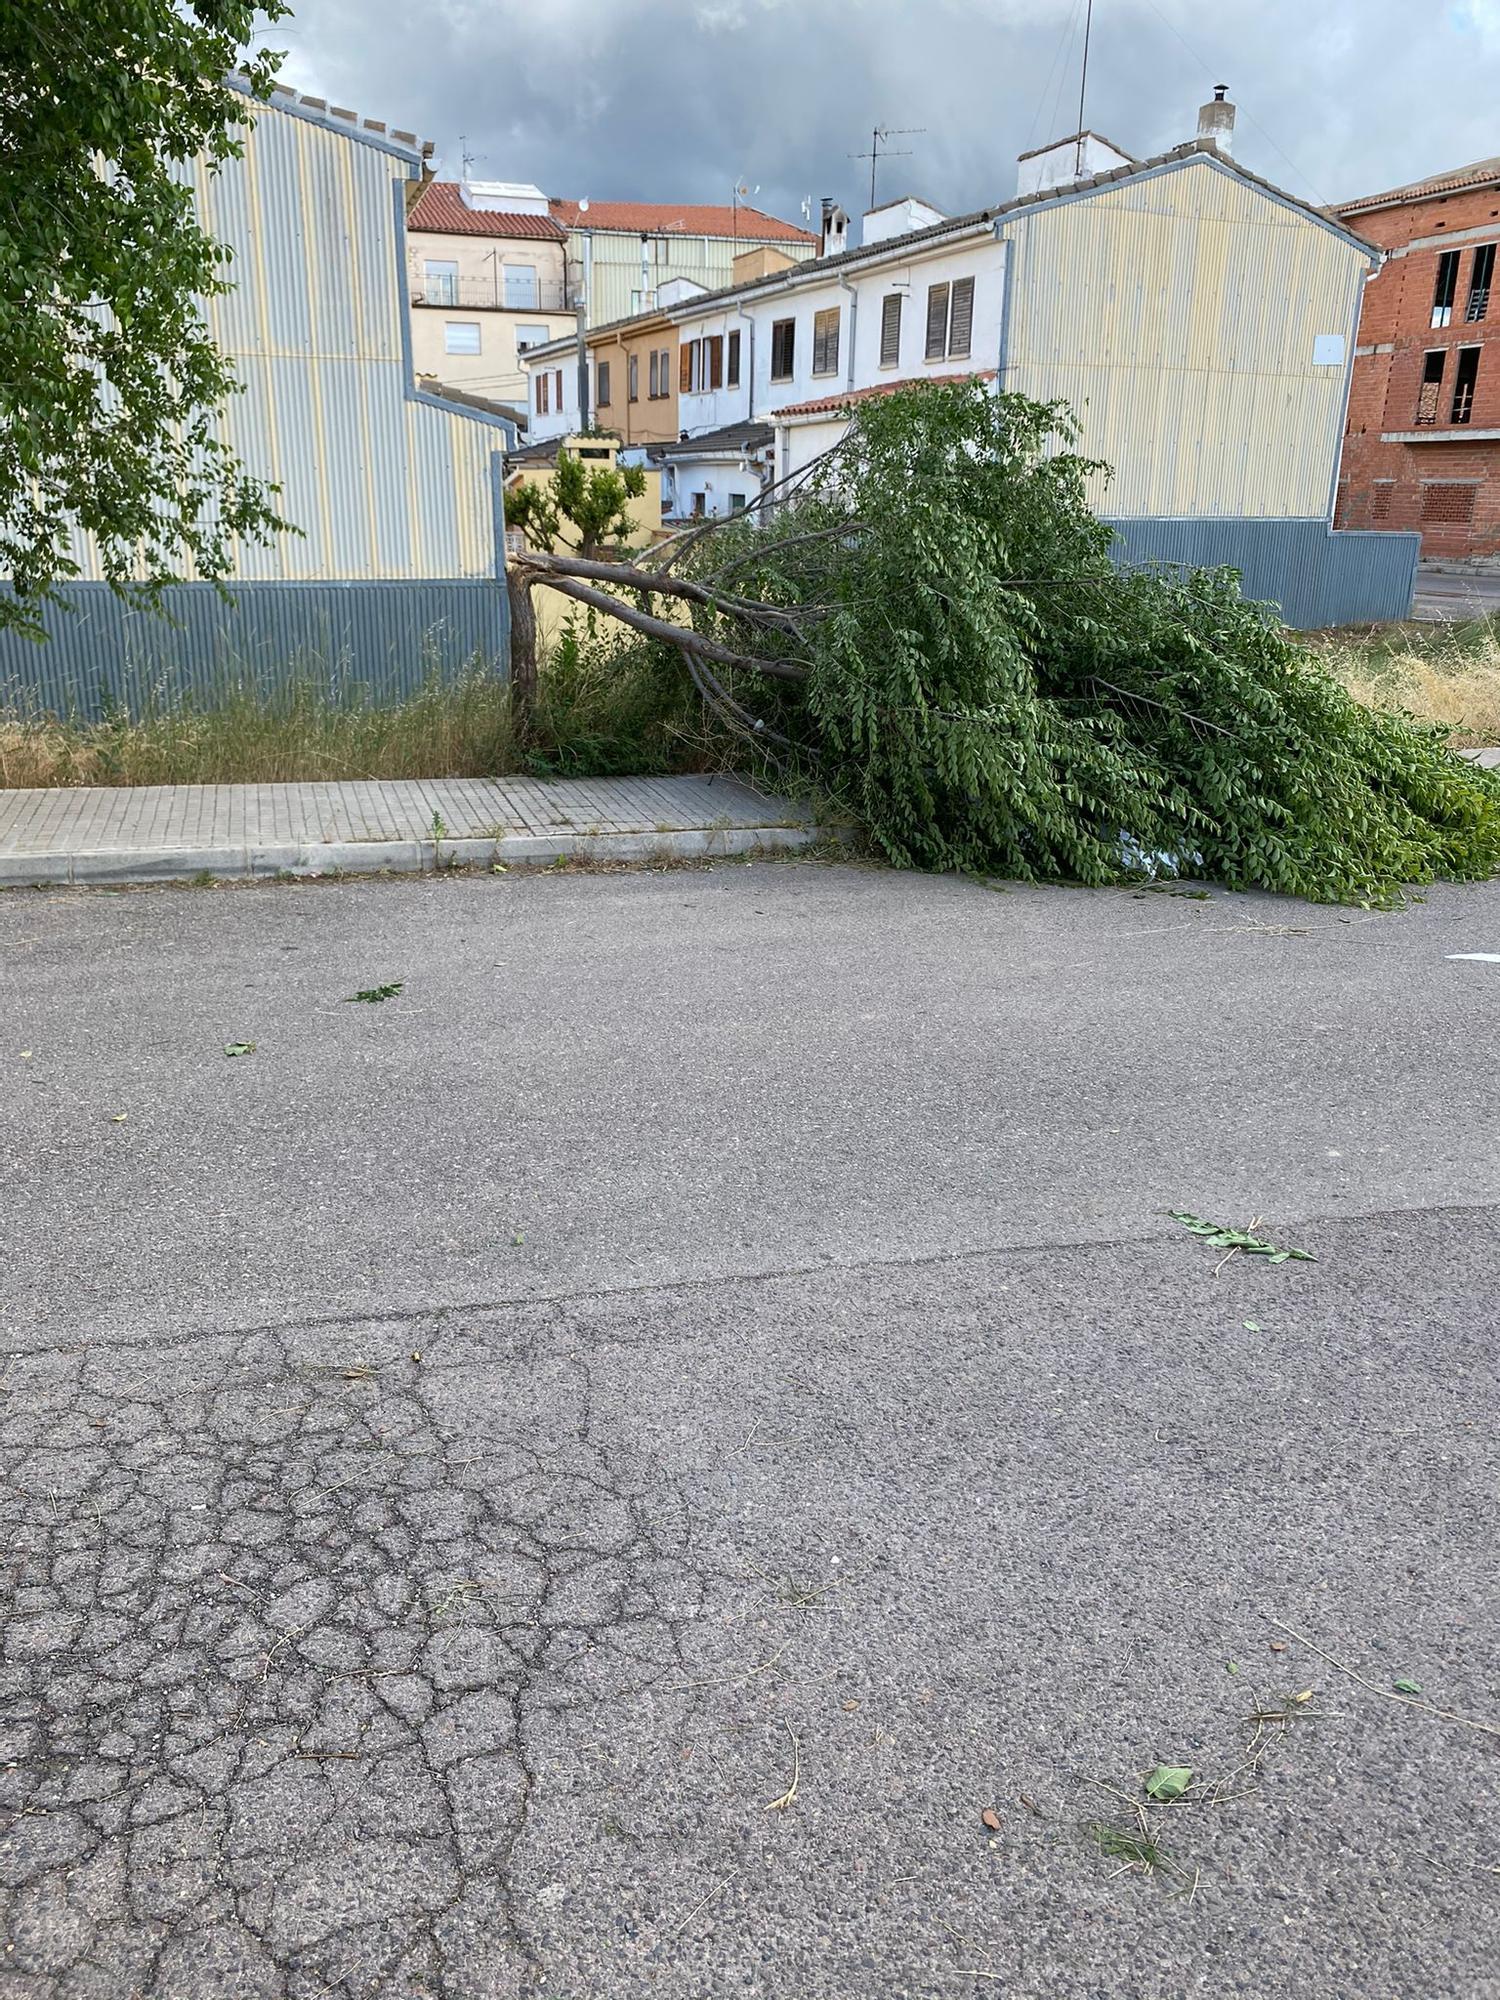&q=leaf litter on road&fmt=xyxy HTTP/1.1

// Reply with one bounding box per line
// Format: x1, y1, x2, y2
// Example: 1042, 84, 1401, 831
224, 1042, 256, 1057
1168, 1211, 1315, 1263
345, 982, 404, 1004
